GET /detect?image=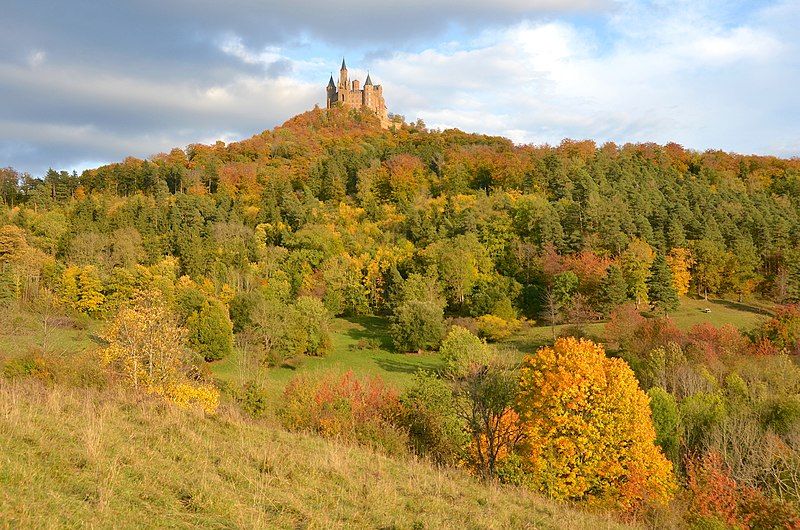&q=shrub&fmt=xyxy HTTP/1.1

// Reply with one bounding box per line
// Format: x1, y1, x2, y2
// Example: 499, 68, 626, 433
390, 299, 445, 352
517, 337, 676, 512
439, 326, 494, 380
686, 323, 748, 362
278, 371, 407, 455
475, 314, 520, 342
752, 304, 800, 356
236, 381, 270, 418
399, 371, 467, 465
100, 293, 219, 413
